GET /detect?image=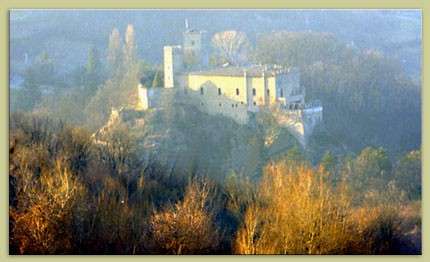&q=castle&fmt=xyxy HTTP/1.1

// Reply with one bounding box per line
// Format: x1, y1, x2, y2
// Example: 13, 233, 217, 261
137, 21, 323, 147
